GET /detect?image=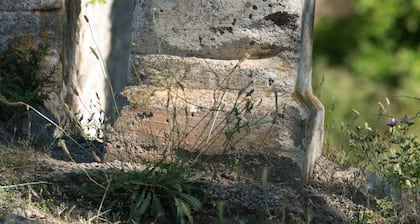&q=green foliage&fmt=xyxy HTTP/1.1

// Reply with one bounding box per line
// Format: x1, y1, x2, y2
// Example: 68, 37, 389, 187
315, 0, 420, 87
99, 161, 205, 223
89, 0, 106, 4
314, 0, 420, 179
347, 104, 419, 193
0, 35, 48, 108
